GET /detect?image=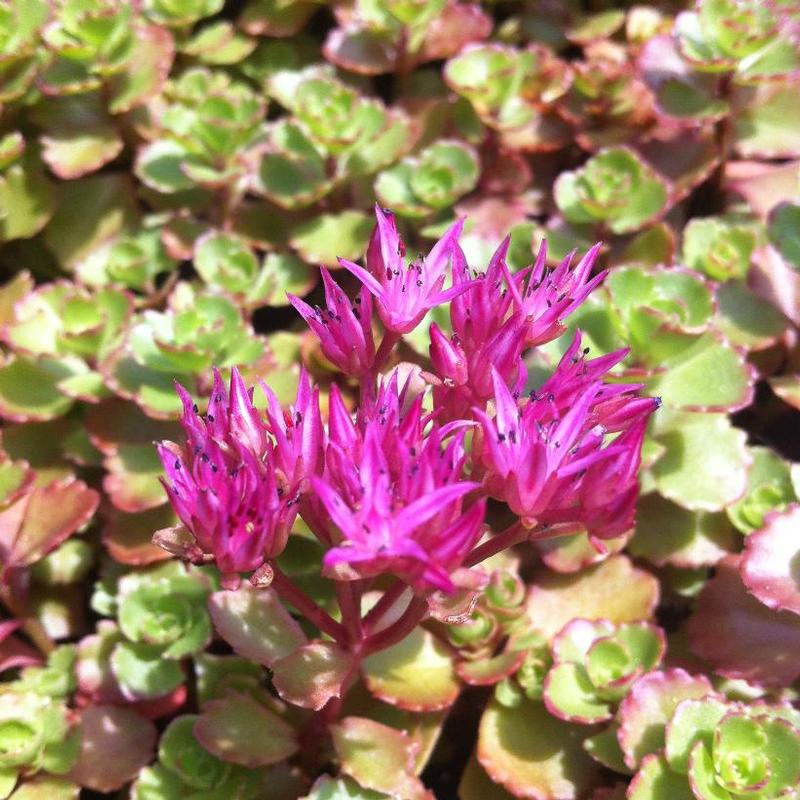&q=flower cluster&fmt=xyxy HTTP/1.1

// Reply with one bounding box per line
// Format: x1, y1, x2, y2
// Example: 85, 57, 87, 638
158, 208, 657, 597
